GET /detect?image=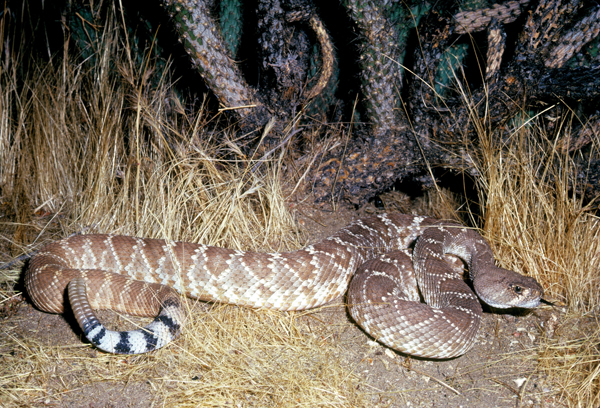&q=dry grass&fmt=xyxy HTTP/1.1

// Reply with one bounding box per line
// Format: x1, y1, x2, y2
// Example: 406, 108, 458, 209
466, 106, 600, 406
2, 304, 361, 406
478, 117, 600, 312
0, 9, 364, 407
